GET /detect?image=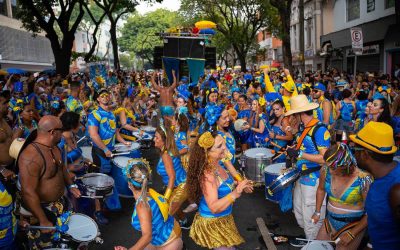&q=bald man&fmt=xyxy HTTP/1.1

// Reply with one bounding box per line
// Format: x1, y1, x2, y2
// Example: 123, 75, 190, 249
18, 115, 80, 249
